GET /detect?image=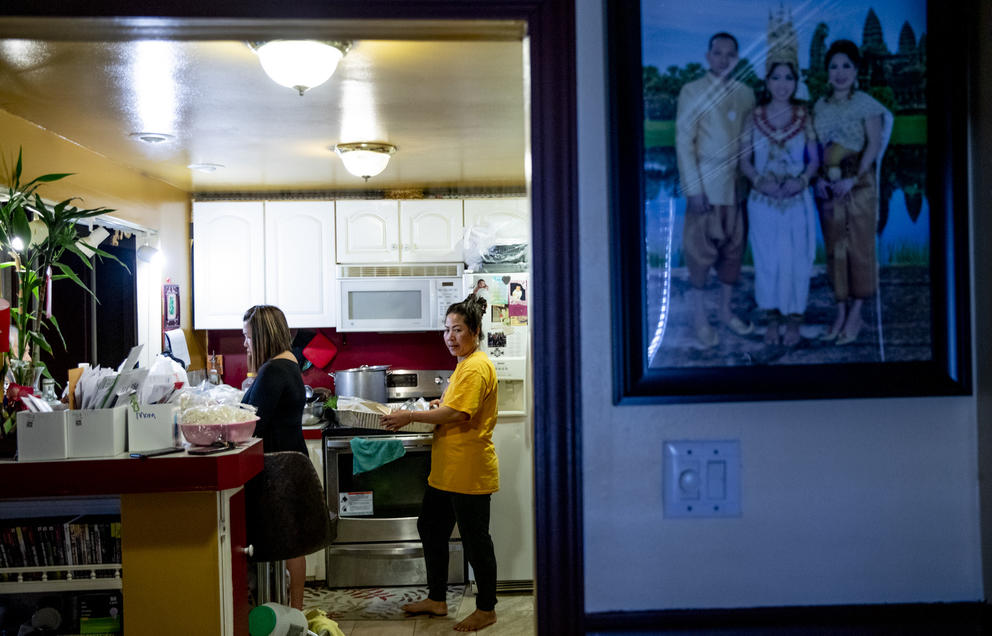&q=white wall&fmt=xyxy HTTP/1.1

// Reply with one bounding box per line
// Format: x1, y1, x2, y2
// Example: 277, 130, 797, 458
576, 0, 984, 612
